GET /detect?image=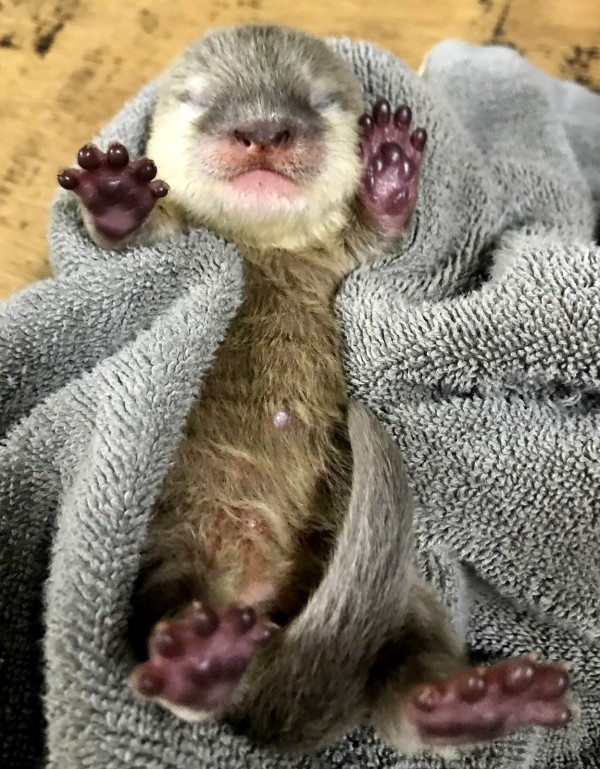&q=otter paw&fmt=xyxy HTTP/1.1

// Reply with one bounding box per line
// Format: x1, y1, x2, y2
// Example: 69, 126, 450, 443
404, 656, 572, 746
358, 99, 426, 236
57, 142, 169, 242
129, 604, 275, 718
